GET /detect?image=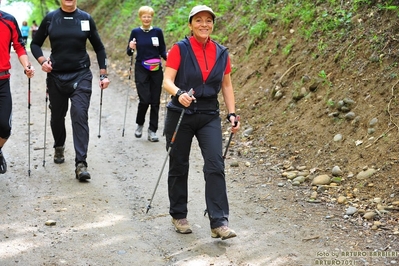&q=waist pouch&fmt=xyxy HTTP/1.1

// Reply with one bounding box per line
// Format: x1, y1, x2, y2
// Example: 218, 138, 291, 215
142, 58, 161, 71
51, 68, 91, 94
